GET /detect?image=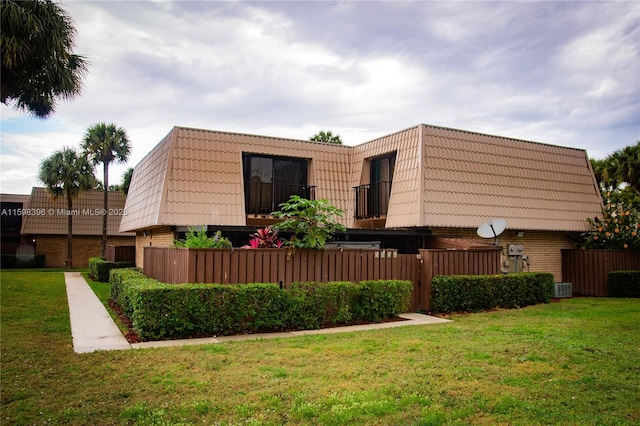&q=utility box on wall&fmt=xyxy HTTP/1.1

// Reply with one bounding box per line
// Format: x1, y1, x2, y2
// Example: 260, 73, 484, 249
508, 245, 524, 256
